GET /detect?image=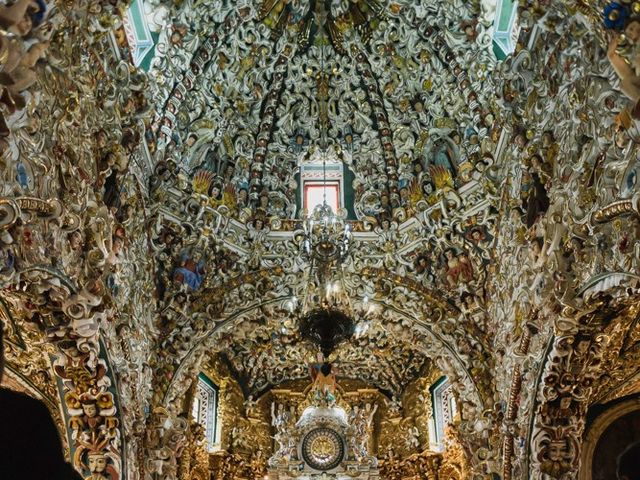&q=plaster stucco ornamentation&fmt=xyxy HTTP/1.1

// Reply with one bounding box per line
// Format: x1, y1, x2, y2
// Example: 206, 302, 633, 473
5, 1, 640, 479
